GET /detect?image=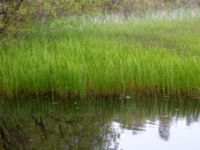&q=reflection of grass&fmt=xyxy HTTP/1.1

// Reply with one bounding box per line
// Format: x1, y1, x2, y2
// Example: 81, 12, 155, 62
0, 98, 200, 149
114, 99, 200, 128
1, 98, 200, 127
1, 15, 200, 98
